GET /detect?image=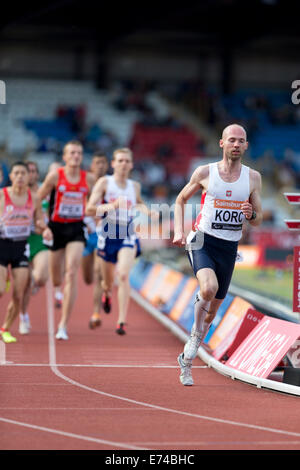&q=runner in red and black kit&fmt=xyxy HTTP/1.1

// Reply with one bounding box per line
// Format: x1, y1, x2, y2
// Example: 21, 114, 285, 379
0, 161, 52, 343
37, 141, 95, 340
